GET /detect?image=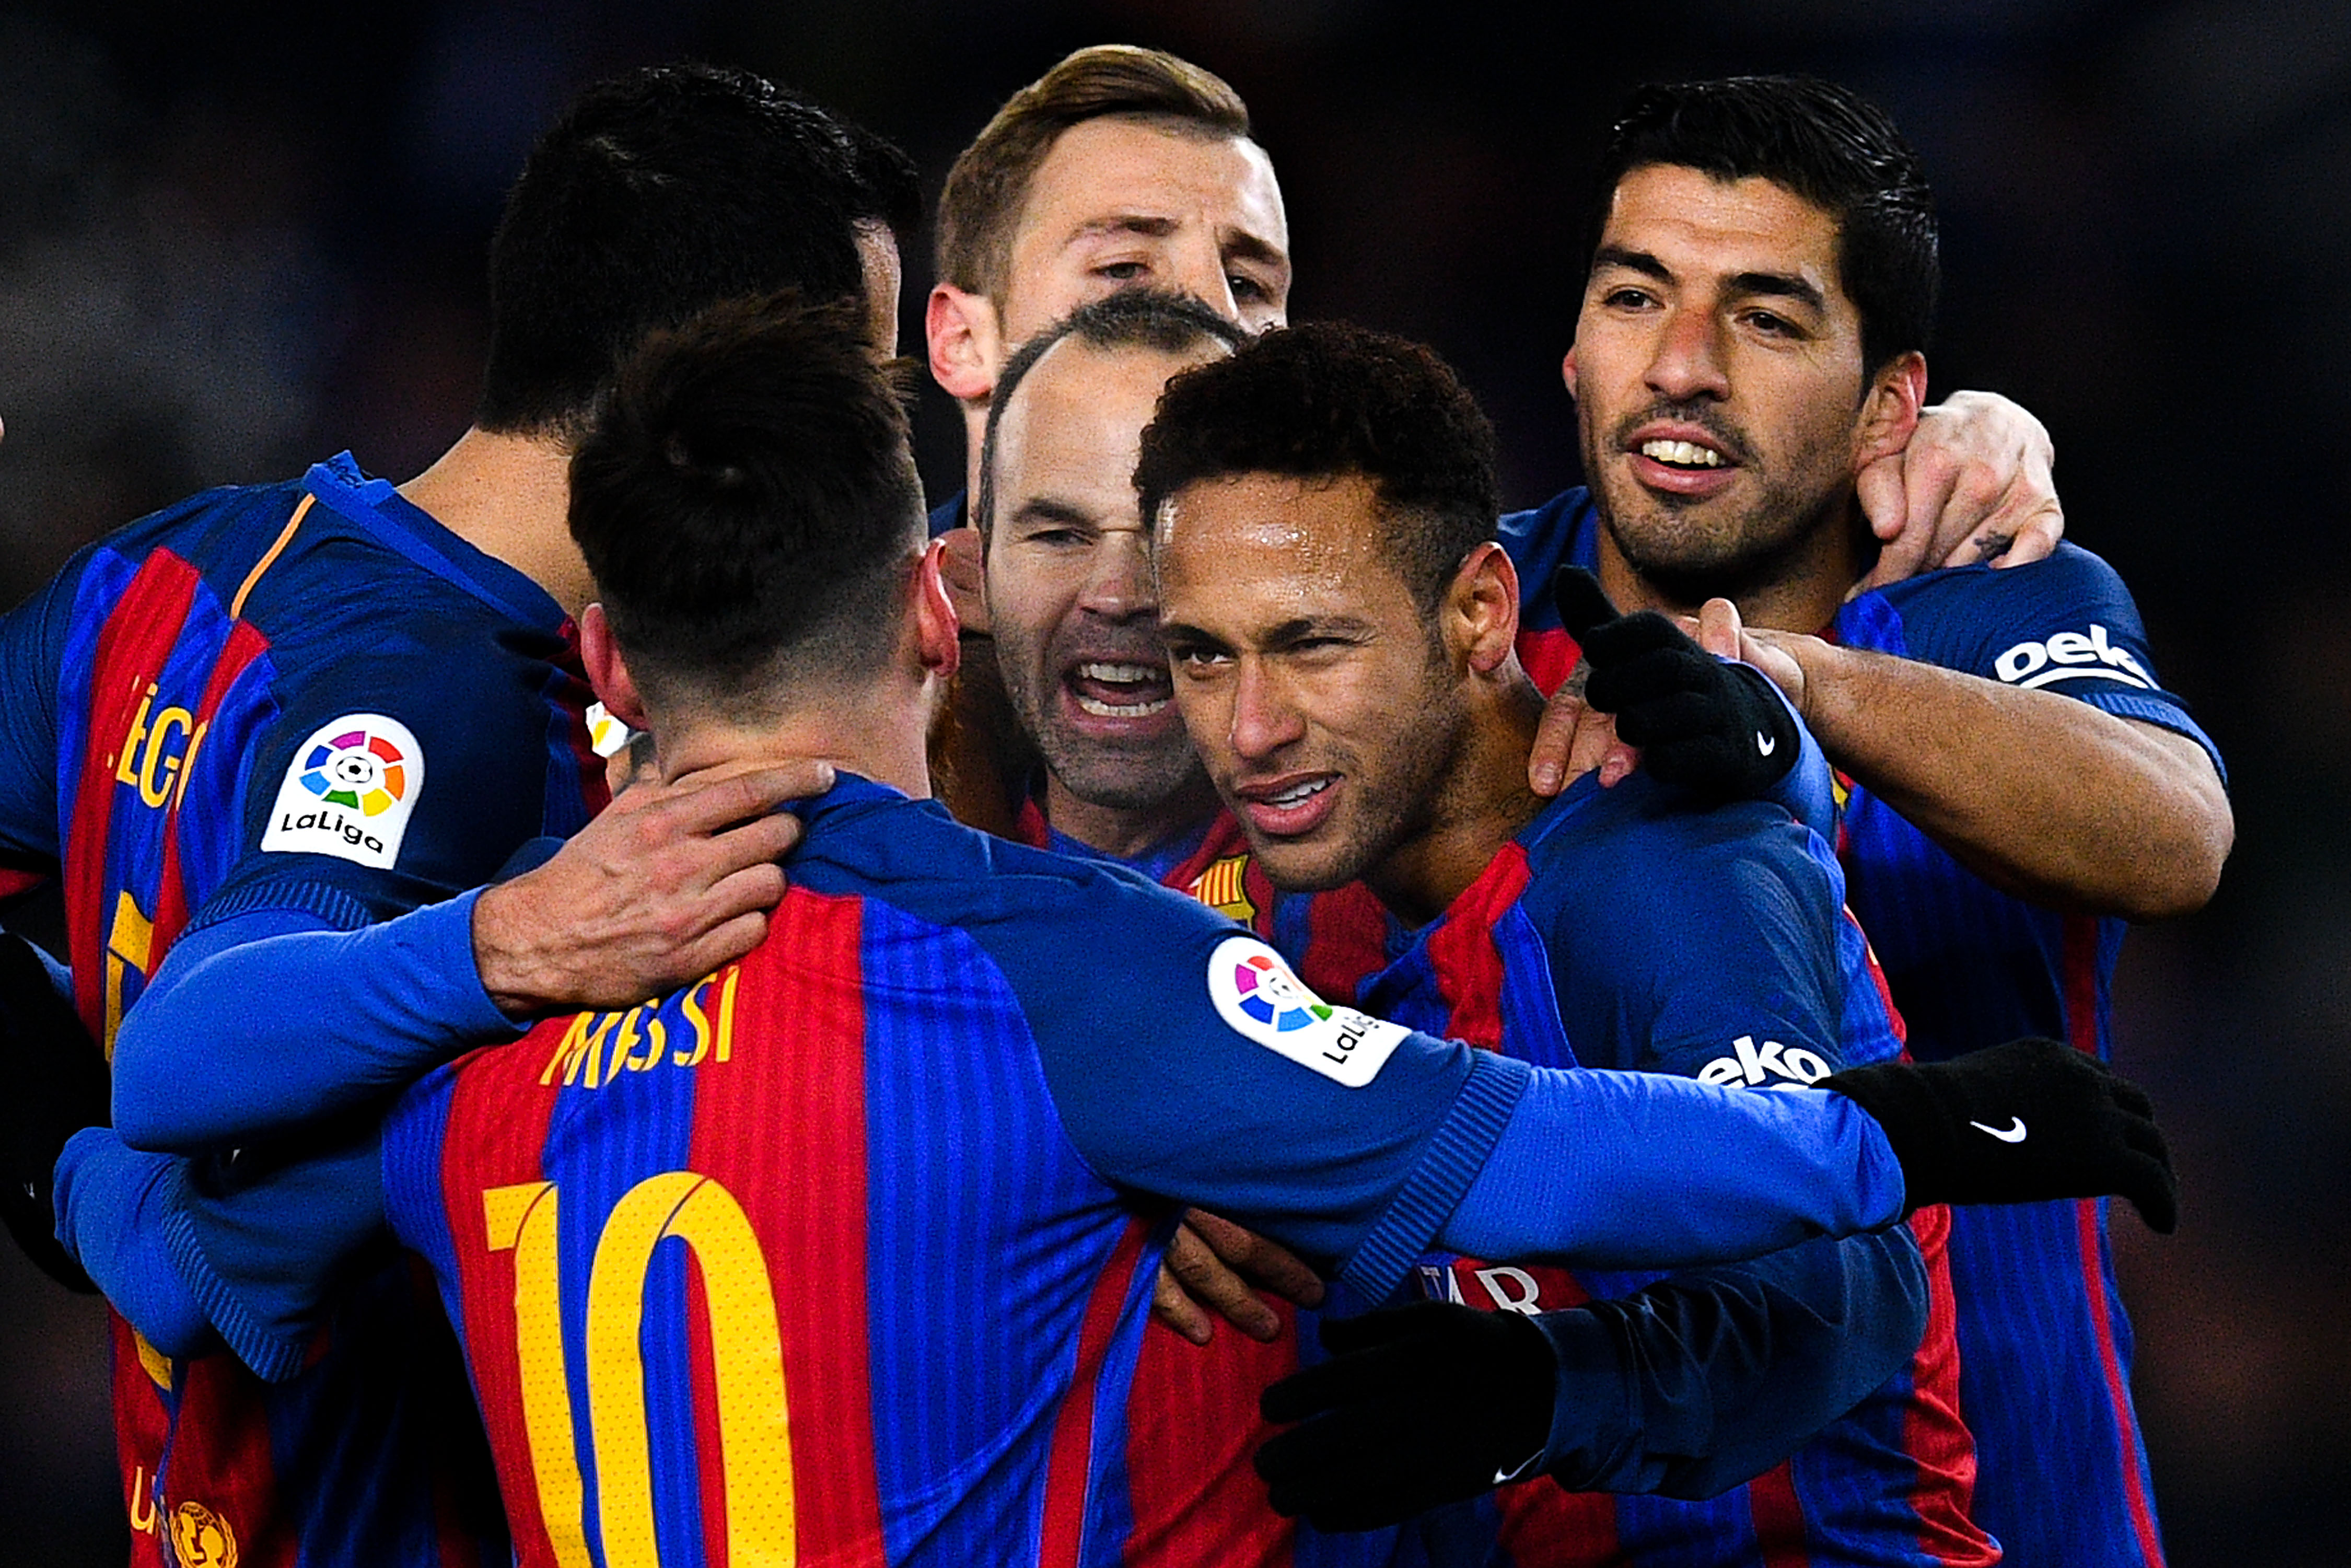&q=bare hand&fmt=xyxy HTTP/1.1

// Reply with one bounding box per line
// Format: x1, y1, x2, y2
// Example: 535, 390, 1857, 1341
1854, 390, 2062, 594
471, 758, 831, 1017
1150, 1210, 1325, 1345
1528, 666, 1640, 797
